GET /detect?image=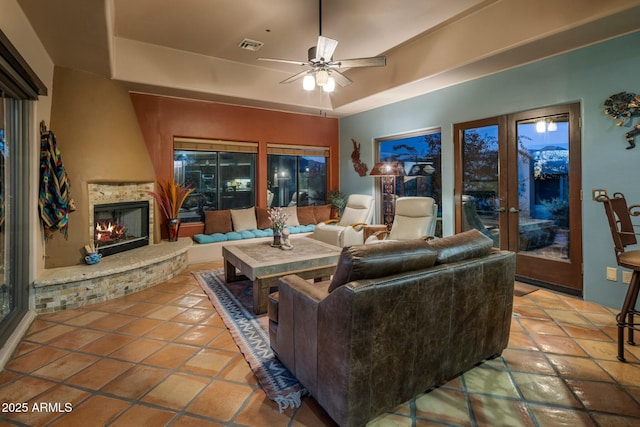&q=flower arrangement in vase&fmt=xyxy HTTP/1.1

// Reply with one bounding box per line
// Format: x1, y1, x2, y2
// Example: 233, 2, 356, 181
268, 207, 289, 246
147, 179, 194, 241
